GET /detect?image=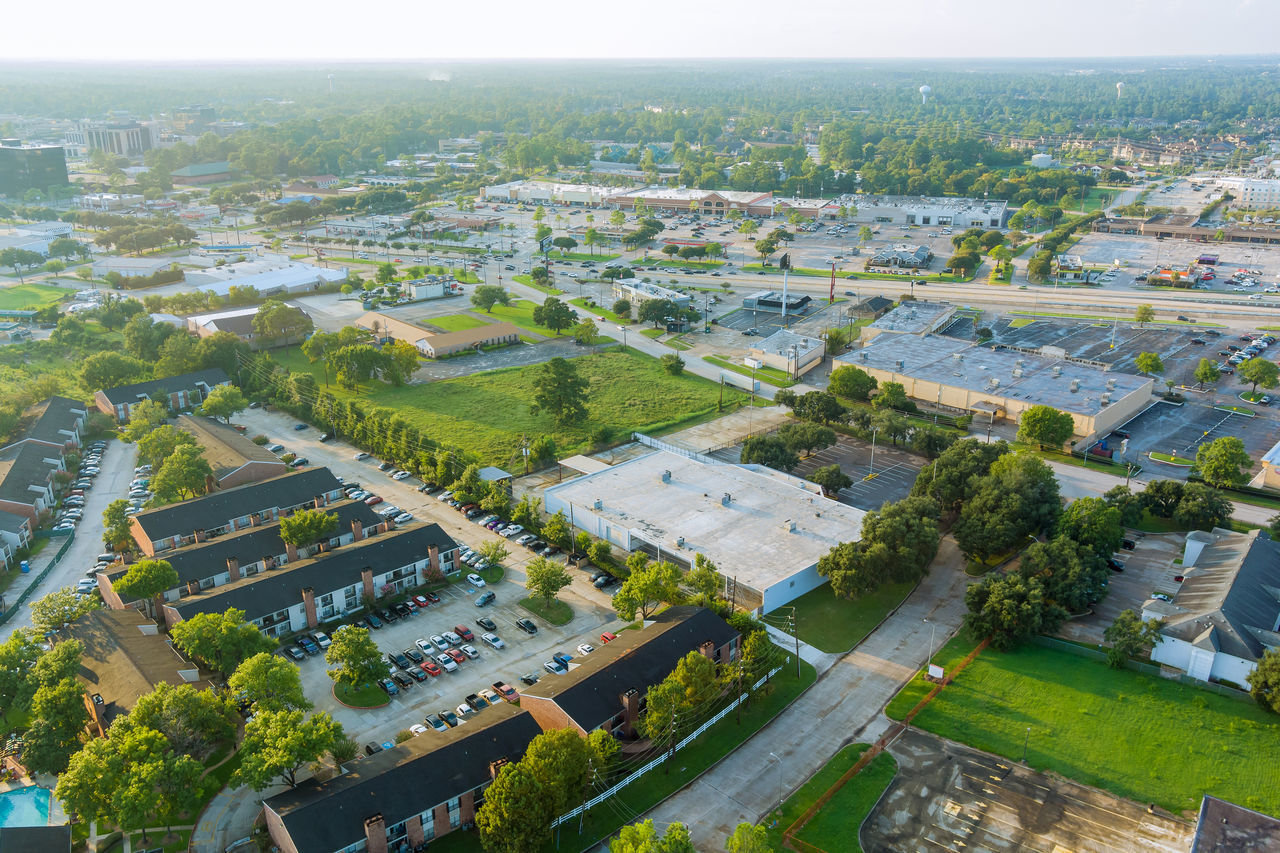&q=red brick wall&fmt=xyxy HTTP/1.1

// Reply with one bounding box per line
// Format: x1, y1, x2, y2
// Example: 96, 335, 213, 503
262, 805, 300, 853
521, 695, 586, 735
